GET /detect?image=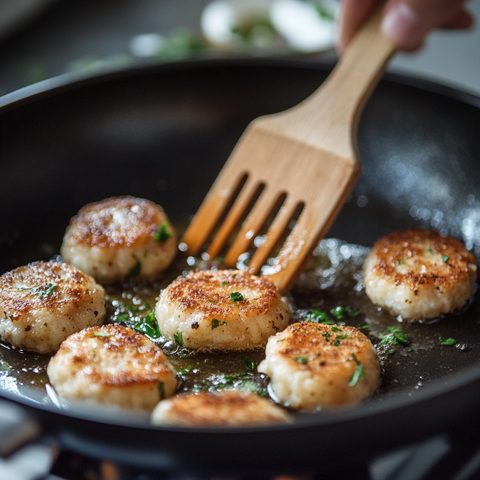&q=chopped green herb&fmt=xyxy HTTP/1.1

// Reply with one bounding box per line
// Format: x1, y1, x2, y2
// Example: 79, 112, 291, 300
230, 292, 244, 302
358, 324, 370, 331
174, 331, 184, 347
159, 381, 165, 400
349, 364, 364, 386
241, 355, 257, 370
350, 353, 360, 365
0, 361, 10, 371
116, 313, 129, 322
294, 357, 309, 364
333, 334, 349, 346
330, 306, 347, 320
40, 283, 57, 298
92, 331, 111, 338
211, 318, 227, 330
331, 326, 343, 332
178, 365, 193, 375
154, 221, 172, 242
440, 255, 449, 263
17, 283, 58, 298
379, 326, 409, 347
428, 248, 434, 254
133, 312, 161, 339
345, 306, 360, 317
126, 259, 141, 280
306, 309, 332, 324
221, 281, 227, 287
438, 335, 456, 346
323, 332, 331, 341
